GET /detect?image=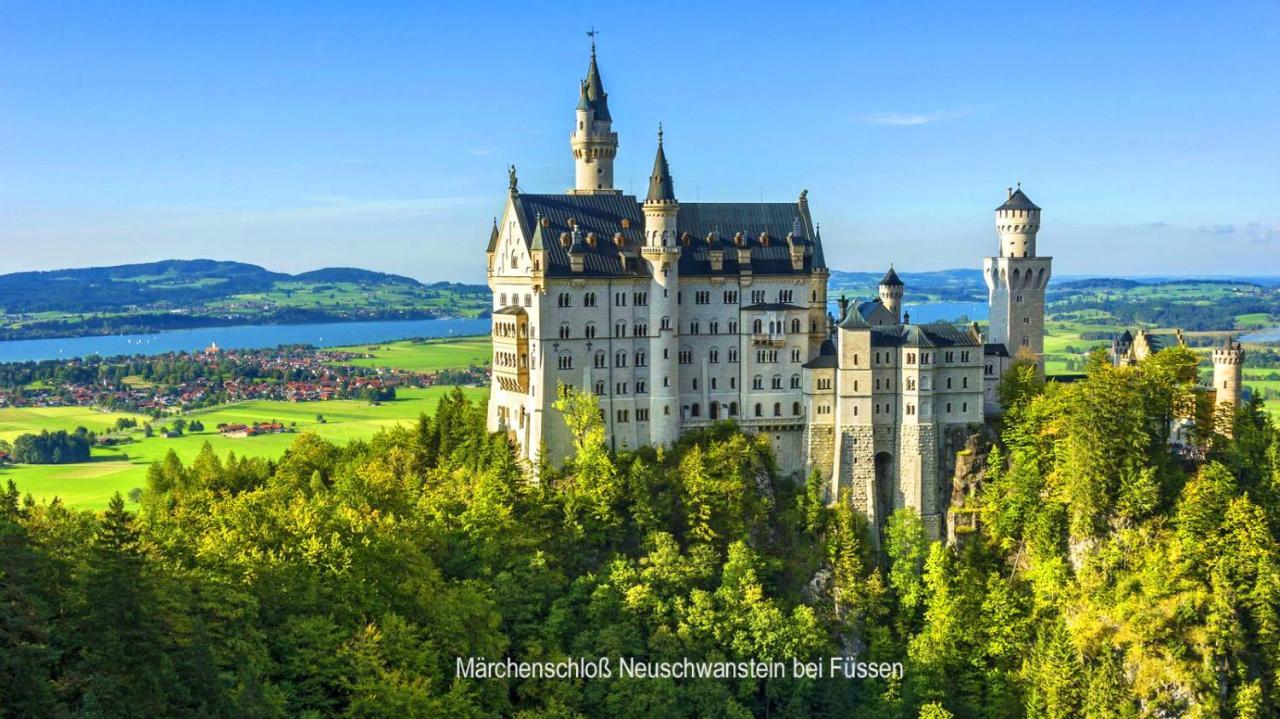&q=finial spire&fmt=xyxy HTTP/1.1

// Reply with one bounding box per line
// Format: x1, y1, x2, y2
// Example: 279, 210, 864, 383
645, 128, 675, 204
586, 26, 598, 54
